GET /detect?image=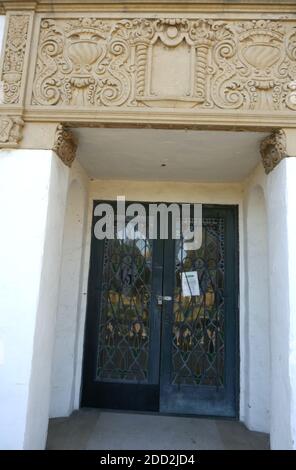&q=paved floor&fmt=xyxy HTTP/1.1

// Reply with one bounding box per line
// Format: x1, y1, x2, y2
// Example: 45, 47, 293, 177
46, 409, 269, 450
